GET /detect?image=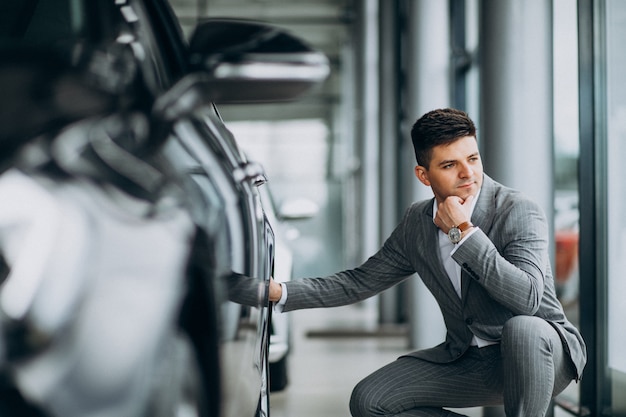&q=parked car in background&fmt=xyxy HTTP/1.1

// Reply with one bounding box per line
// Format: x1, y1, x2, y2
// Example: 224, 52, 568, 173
0, 1, 329, 417
554, 190, 580, 312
